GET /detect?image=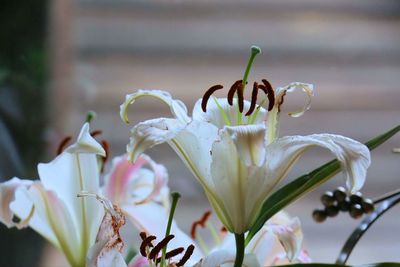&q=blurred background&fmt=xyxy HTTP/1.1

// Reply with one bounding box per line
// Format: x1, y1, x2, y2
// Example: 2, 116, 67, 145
1, 0, 399, 266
